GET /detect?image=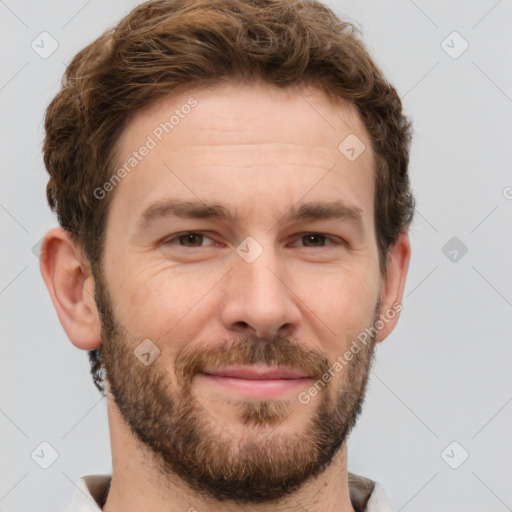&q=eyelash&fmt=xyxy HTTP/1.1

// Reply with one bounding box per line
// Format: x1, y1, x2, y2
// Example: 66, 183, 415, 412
163, 232, 345, 248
